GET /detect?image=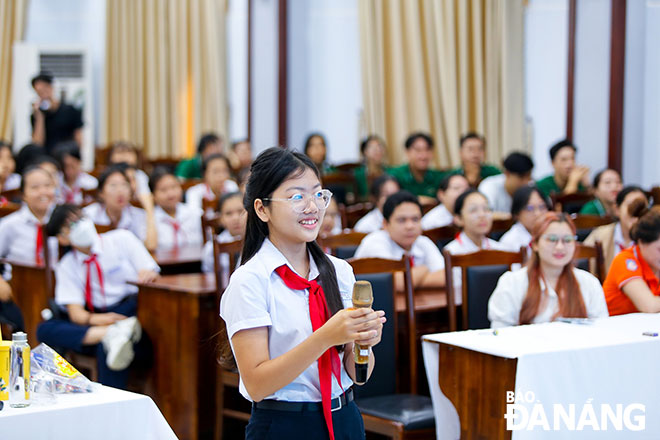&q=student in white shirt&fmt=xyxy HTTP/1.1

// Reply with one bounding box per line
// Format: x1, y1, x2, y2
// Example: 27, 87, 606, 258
421, 174, 469, 230
478, 152, 534, 215
185, 153, 239, 213
53, 141, 98, 204
444, 189, 505, 303
354, 190, 446, 289
0, 141, 20, 192
37, 204, 159, 389
201, 191, 246, 279
0, 166, 57, 265
150, 167, 203, 251
220, 147, 385, 440
499, 186, 550, 255
319, 198, 343, 237
353, 174, 400, 233
488, 212, 608, 328
108, 140, 150, 195
82, 164, 157, 250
